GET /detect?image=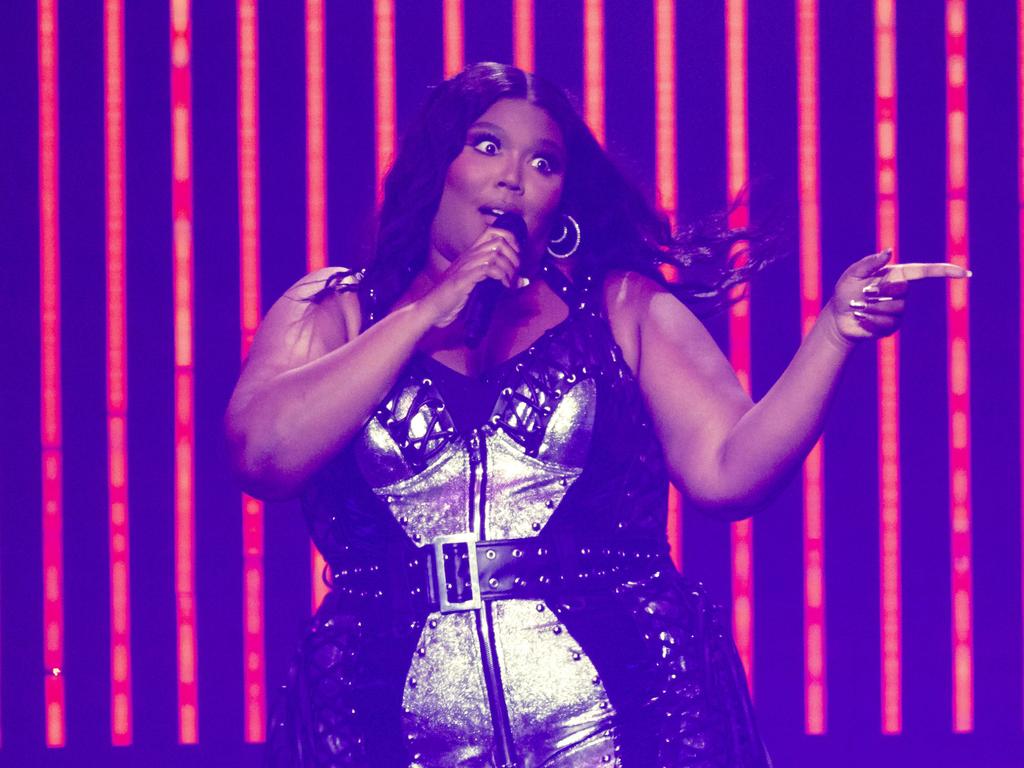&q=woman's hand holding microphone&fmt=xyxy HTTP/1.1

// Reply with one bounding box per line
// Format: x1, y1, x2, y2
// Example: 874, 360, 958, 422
416, 223, 524, 330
